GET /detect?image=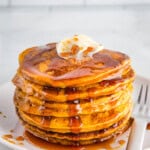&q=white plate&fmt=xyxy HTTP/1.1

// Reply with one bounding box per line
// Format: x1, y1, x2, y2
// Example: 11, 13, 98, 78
0, 76, 150, 150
